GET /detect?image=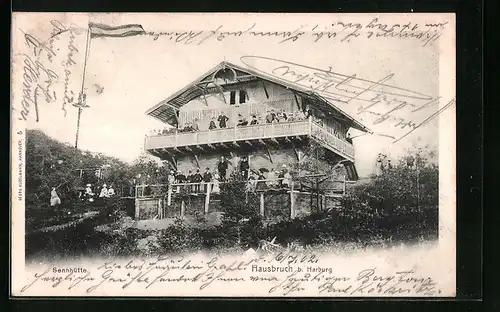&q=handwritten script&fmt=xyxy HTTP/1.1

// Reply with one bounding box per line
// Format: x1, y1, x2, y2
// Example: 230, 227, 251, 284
17, 20, 83, 122
239, 55, 454, 143
20, 252, 442, 296
145, 18, 448, 47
